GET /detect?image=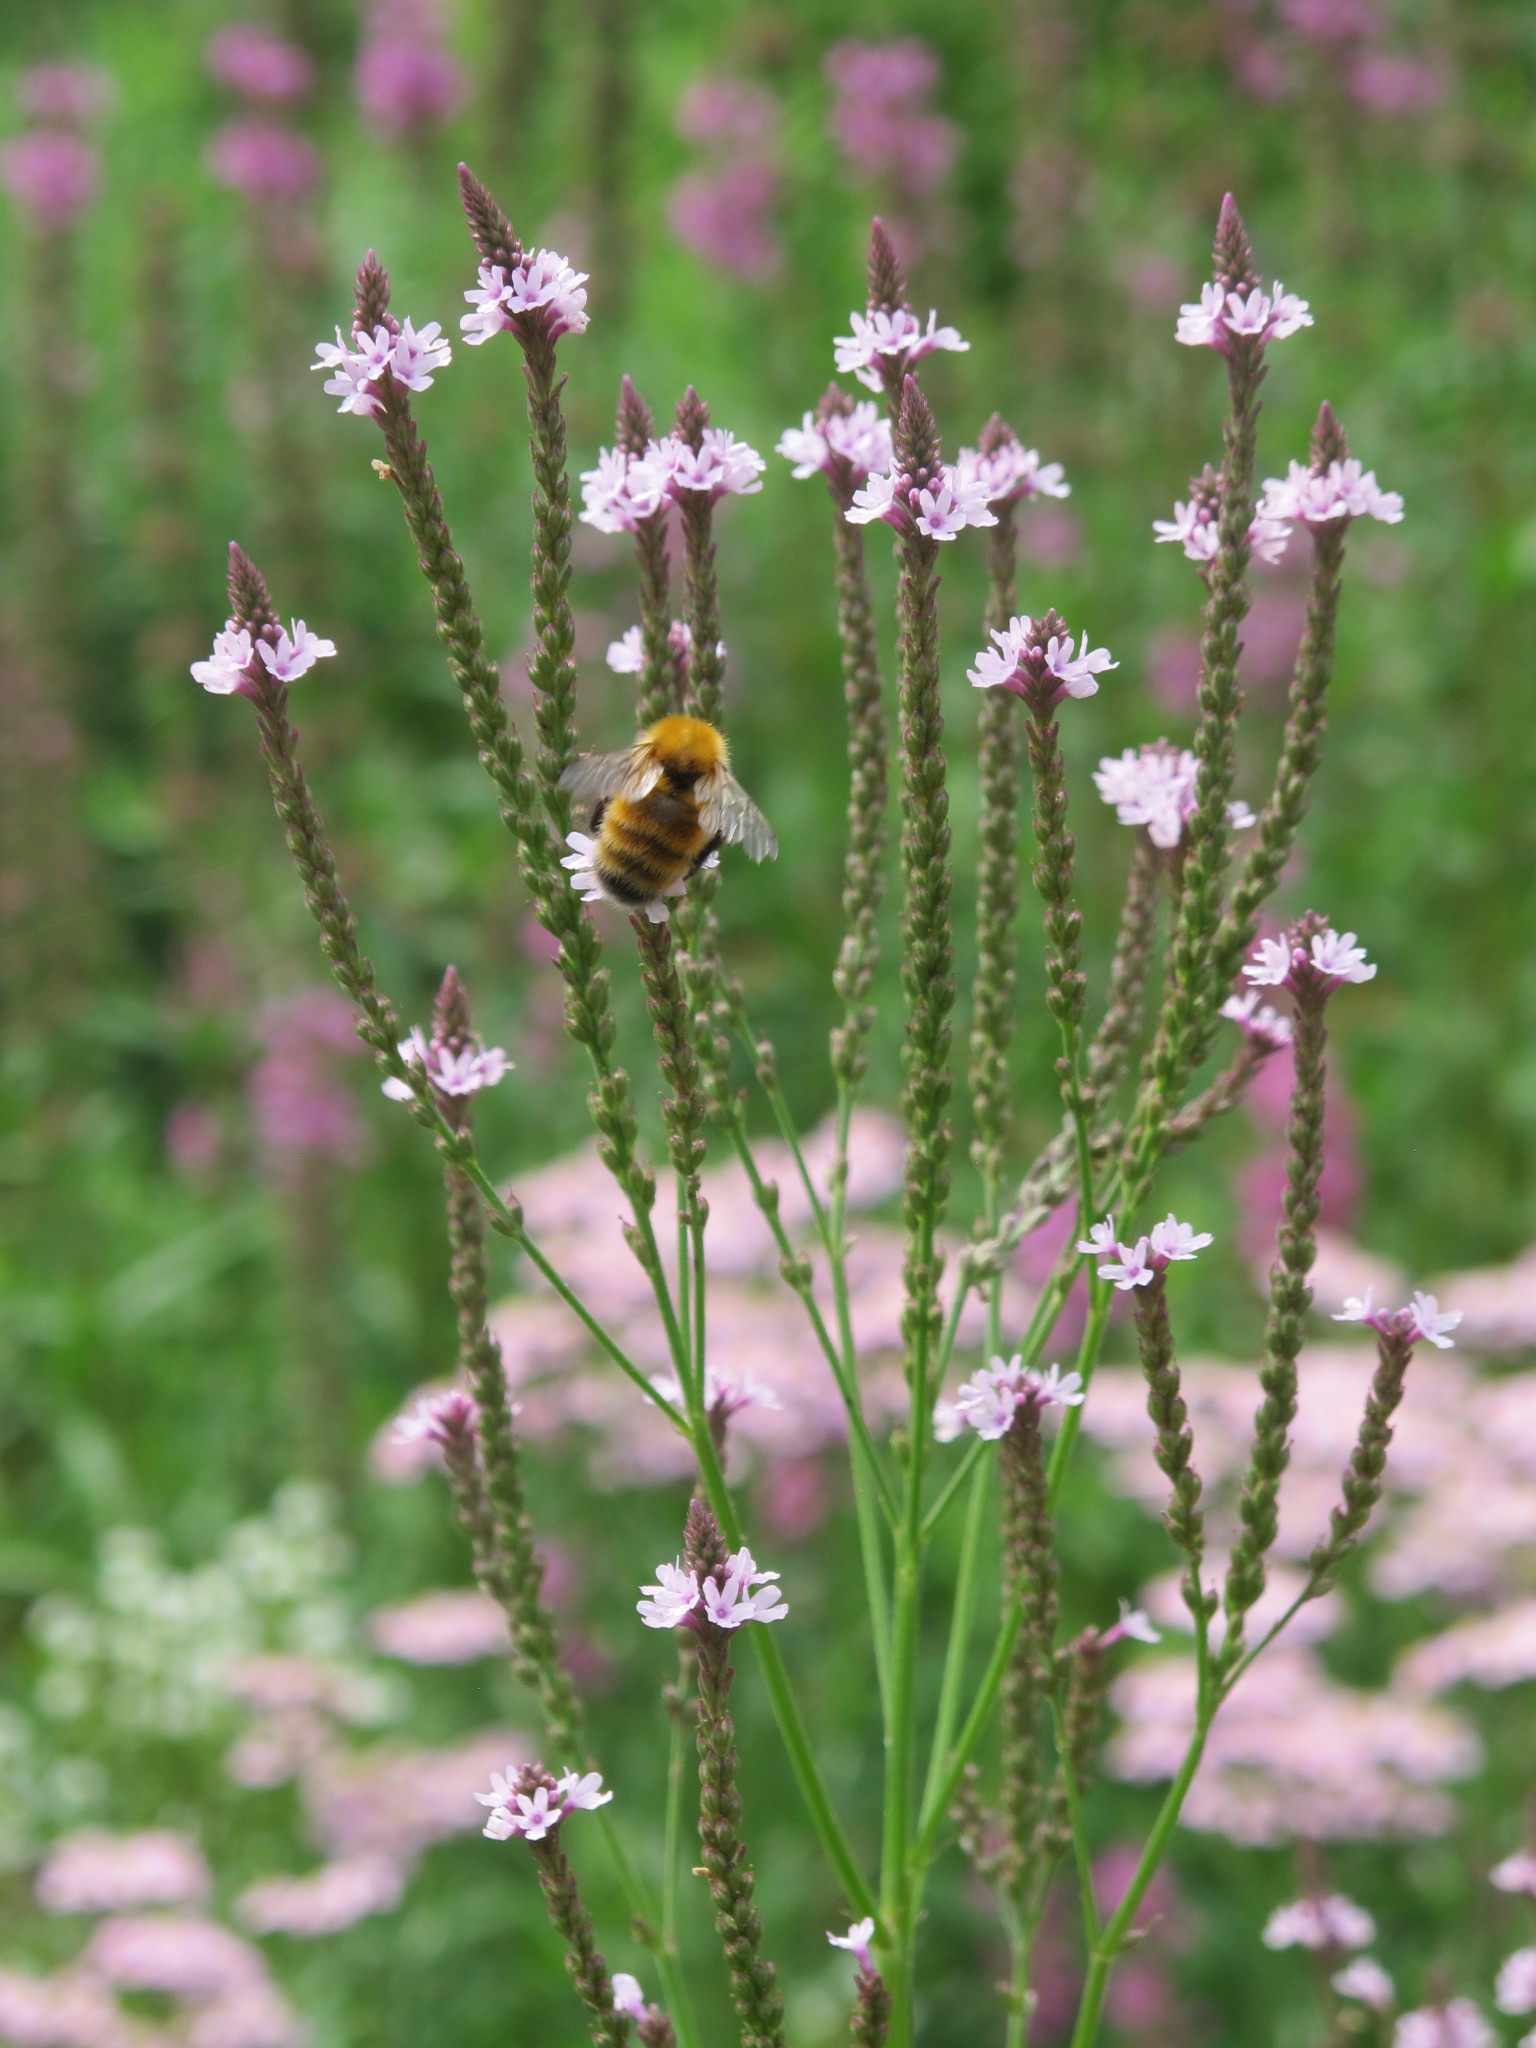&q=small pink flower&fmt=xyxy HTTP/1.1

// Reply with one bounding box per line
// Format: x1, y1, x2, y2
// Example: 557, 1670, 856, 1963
969, 614, 1118, 702
478, 1767, 613, 1843
356, 36, 465, 140
777, 400, 893, 484
833, 305, 968, 391
1333, 1289, 1461, 1350
828, 1915, 877, 1975
1147, 1214, 1213, 1263
1259, 456, 1403, 528
579, 446, 666, 533
206, 27, 314, 103
1177, 277, 1313, 352
206, 118, 320, 201
1496, 1950, 1536, 2018
1492, 1852, 1536, 1897
390, 316, 452, 391
1, 130, 97, 230
611, 1973, 650, 2022
1333, 1956, 1395, 2012
636, 1560, 702, 1629
392, 1388, 477, 1448
381, 1024, 510, 1102
18, 63, 114, 126
1263, 1892, 1375, 1951
192, 623, 256, 697
952, 439, 1070, 506
1244, 926, 1377, 994
1101, 1600, 1161, 1648
1221, 991, 1293, 1051
461, 252, 589, 346
1394, 1999, 1495, 2048
255, 619, 337, 684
